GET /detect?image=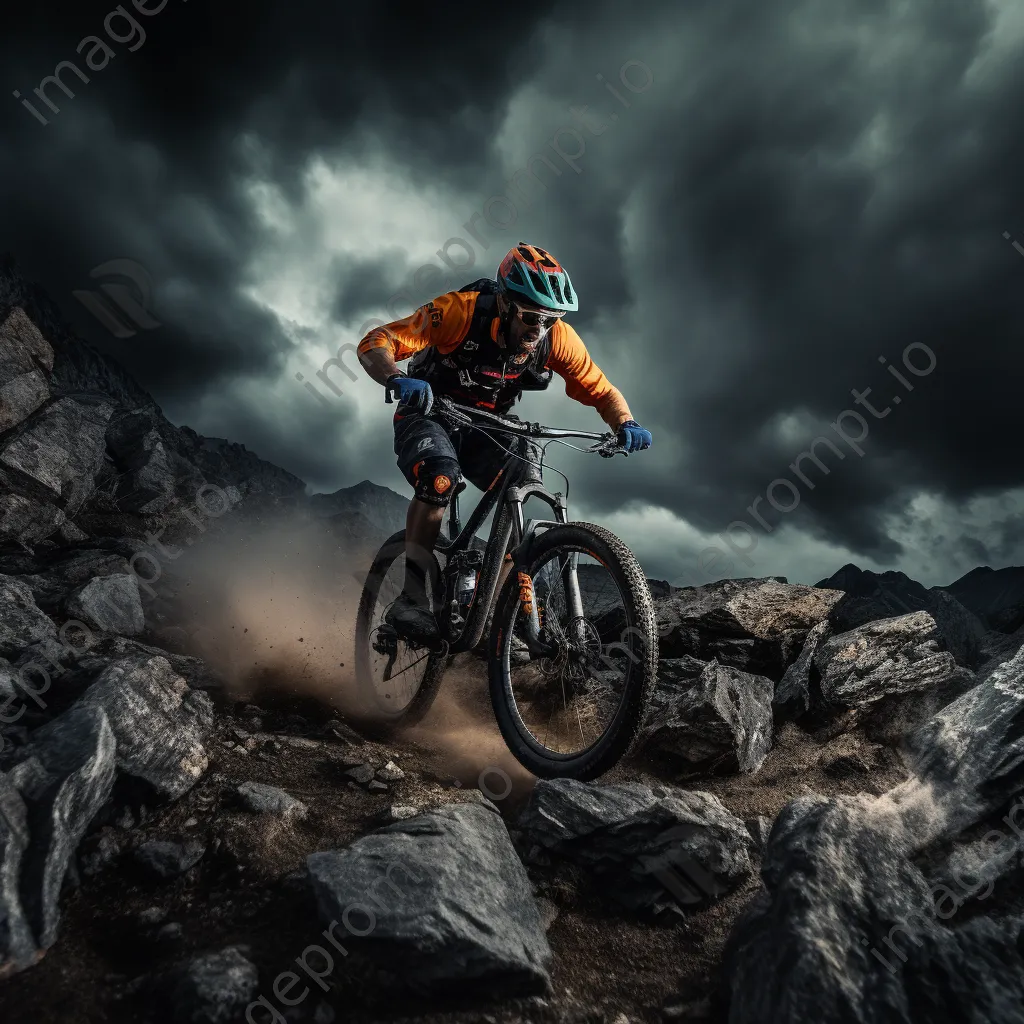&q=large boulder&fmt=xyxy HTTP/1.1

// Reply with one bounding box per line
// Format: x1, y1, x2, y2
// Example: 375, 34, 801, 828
64, 574, 144, 635
656, 579, 843, 679
723, 790, 1024, 1024
642, 657, 774, 774
517, 778, 752, 918
16, 704, 116, 948
76, 655, 213, 800
0, 495, 65, 548
0, 307, 53, 434
813, 612, 976, 738
105, 411, 205, 515
306, 800, 551, 997
908, 643, 1024, 833
14, 548, 131, 614
0, 397, 112, 516
774, 620, 832, 718
0, 576, 57, 659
